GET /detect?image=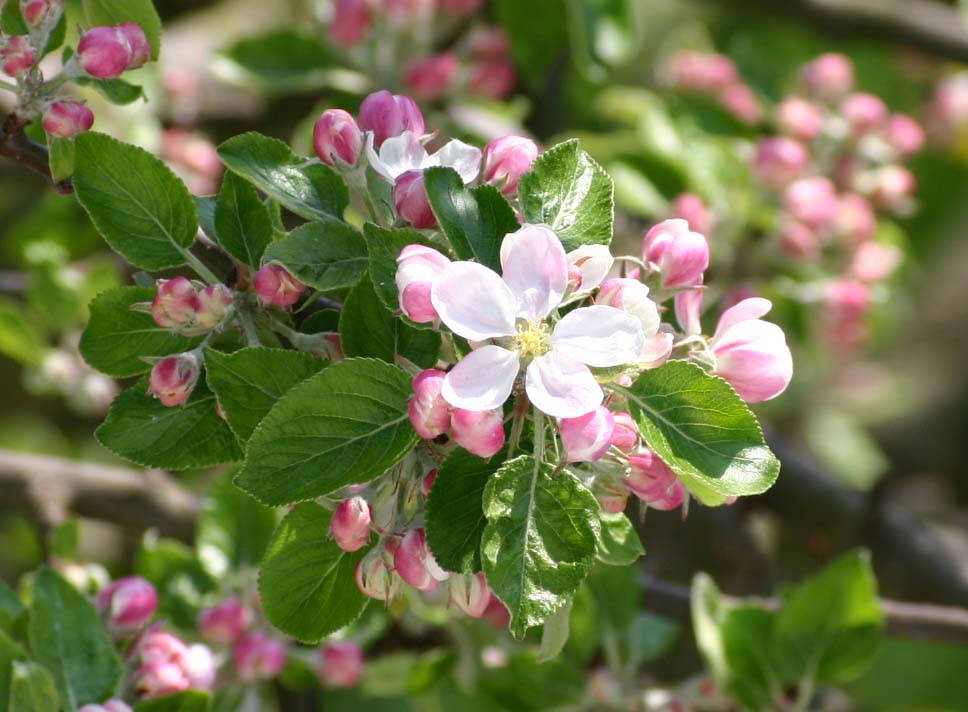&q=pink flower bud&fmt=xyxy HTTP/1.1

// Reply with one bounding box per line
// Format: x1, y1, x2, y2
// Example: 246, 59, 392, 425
775, 97, 823, 142
884, 113, 924, 157
671, 193, 713, 237
596, 277, 660, 335
408, 368, 451, 439
835, 193, 876, 244
23, 0, 63, 28
870, 165, 916, 212
393, 169, 437, 229
396, 245, 450, 322
198, 599, 252, 645
96, 576, 157, 633
561, 406, 614, 463
138, 629, 189, 665
330, 0, 372, 46
753, 137, 809, 188
779, 221, 821, 259
481, 135, 538, 197
314, 109, 363, 167
0, 35, 36, 76
826, 279, 871, 319
319, 641, 364, 688
801, 53, 854, 102
450, 407, 505, 458
467, 59, 516, 99
841, 93, 887, 135
468, 27, 510, 60
253, 263, 305, 306
642, 219, 710, 289
625, 449, 685, 511
151, 277, 198, 329
719, 83, 761, 125
783, 177, 838, 230
78, 701, 133, 712
926, 74, 968, 144
610, 412, 639, 454
593, 476, 629, 514
850, 241, 901, 283
119, 22, 151, 68
358, 90, 425, 147
182, 643, 216, 690
134, 661, 190, 698
394, 528, 448, 592
662, 51, 737, 93
42, 100, 94, 138
332, 496, 372, 552
421, 468, 438, 498
233, 633, 286, 681
77, 26, 133, 79
710, 298, 793, 403
194, 284, 233, 330
355, 547, 400, 601
149, 353, 201, 407
404, 53, 458, 101
440, 0, 483, 16
449, 573, 491, 617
